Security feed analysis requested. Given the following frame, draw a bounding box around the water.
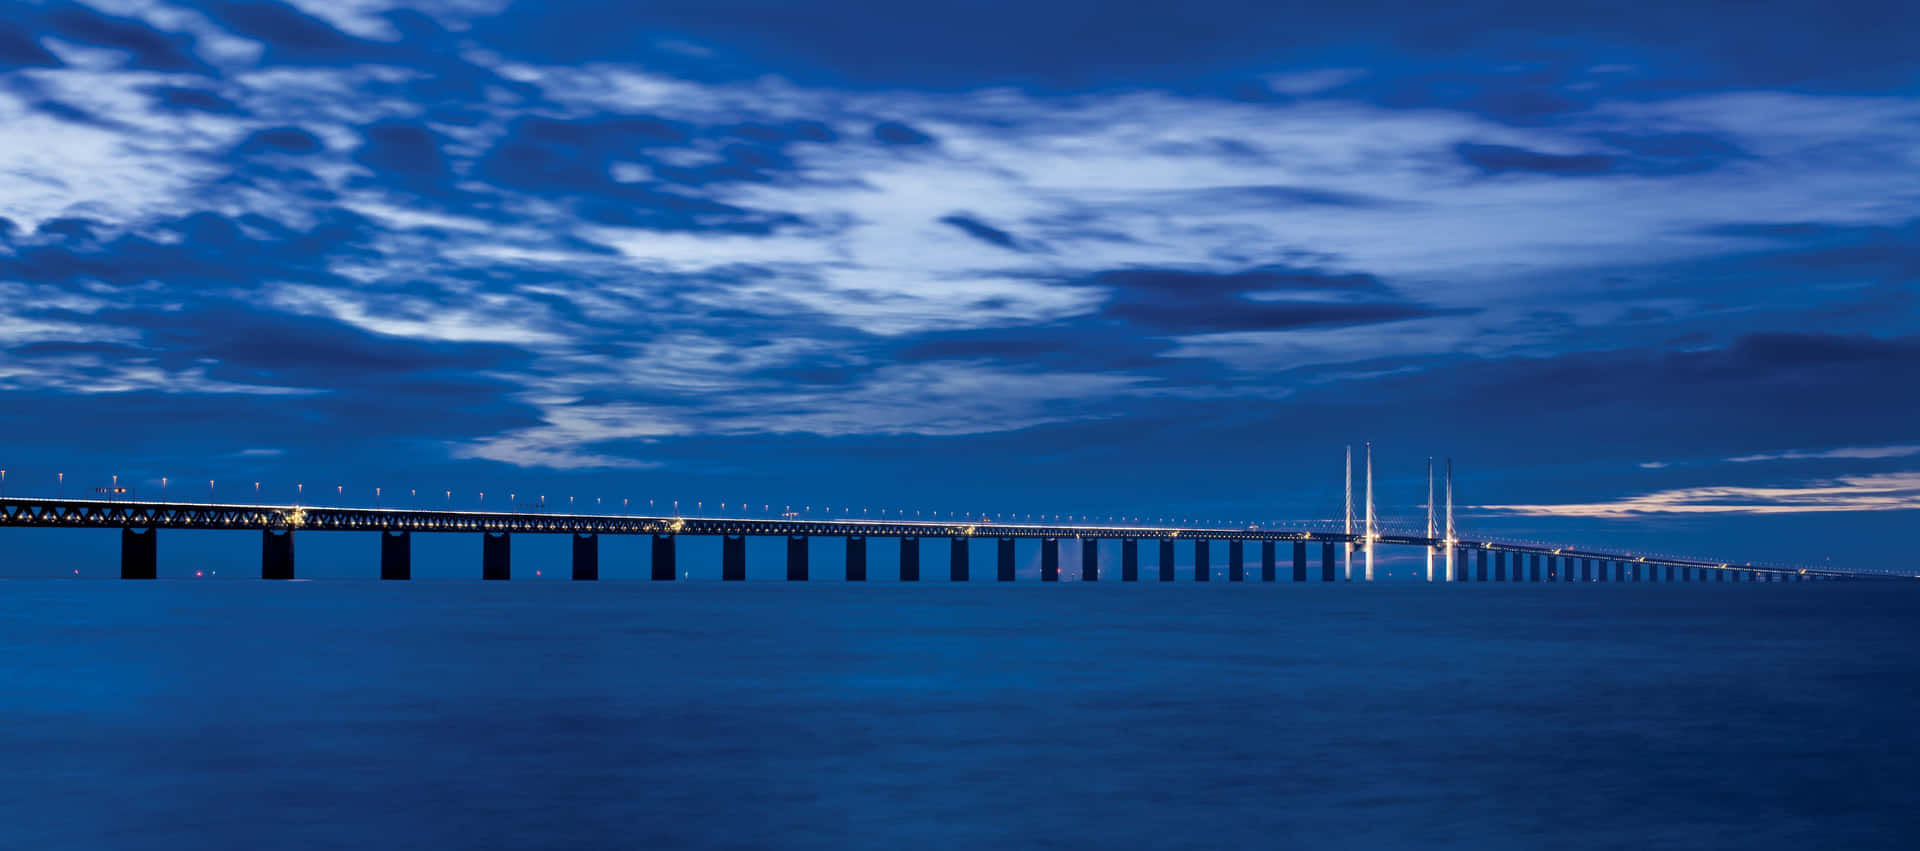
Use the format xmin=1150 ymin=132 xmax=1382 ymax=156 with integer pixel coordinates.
xmin=2 ymin=581 xmax=1915 ymax=849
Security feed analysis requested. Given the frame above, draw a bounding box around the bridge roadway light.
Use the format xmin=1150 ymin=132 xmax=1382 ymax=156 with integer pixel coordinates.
xmin=58 ymin=472 xmax=64 ymax=497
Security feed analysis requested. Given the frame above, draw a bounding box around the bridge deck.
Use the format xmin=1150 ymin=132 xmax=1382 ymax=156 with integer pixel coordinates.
xmin=0 ymin=497 xmax=1868 ymax=578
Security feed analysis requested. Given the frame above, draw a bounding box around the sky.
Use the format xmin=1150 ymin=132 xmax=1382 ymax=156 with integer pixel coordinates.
xmin=0 ymin=0 xmax=1916 ymax=577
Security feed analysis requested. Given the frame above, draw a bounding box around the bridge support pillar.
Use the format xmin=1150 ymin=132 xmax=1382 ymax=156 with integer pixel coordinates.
xmin=1546 ymin=555 xmax=1557 ymax=582
xmin=997 ymin=538 xmax=1015 ymax=581
xmin=1159 ymin=539 xmax=1175 ymax=582
xmin=1194 ymin=540 xmax=1210 ymax=582
xmin=1579 ymin=558 xmax=1592 ymax=582
xmin=483 ymin=532 xmax=510 ymax=580
xmin=572 ymin=534 xmax=599 ymax=581
xmin=1229 ymin=540 xmax=1244 ymax=582
xmin=1529 ymin=553 xmax=1541 ymax=582
xmin=722 ymin=535 xmax=746 ymax=581
xmin=1262 ymin=541 xmax=1276 ymax=582
xmin=1476 ymin=549 xmax=1488 ymax=581
xmin=846 ymin=536 xmax=867 ymax=582
xmin=787 ymin=536 xmax=809 ymax=581
xmin=900 ymin=537 xmax=920 ymax=581
xmin=651 ymin=534 xmax=676 ymax=581
xmin=1321 ymin=542 xmax=1336 ymax=581
xmin=262 ymin=529 xmax=295 ymax=580
xmin=1666 ymin=564 xmax=1676 ymax=582
xmin=1041 ymin=538 xmax=1060 ymax=582
xmin=1122 ymin=538 xmax=1139 ymax=582
xmin=951 ymin=537 xmax=969 ymax=582
xmin=1082 ymin=538 xmax=1098 ymax=581
xmin=1293 ymin=541 xmax=1307 ymax=582
xmin=381 ymin=531 xmax=411 ymax=580
xmin=1494 ymin=550 xmax=1507 ymax=582
xmin=120 ymin=527 xmax=157 ymax=579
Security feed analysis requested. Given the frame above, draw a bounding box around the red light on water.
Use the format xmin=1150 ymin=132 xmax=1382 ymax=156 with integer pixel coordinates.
xmin=194 ymin=570 xmax=203 ymax=577
xmin=536 ymin=570 xmax=542 ymax=577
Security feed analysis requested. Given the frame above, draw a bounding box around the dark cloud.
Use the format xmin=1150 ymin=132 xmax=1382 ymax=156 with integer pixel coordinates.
xmin=872 ymin=121 xmax=934 ymax=145
xmin=40 ymin=1 xmax=210 ymax=73
xmin=355 ymin=121 xmax=452 ymax=183
xmin=0 ymin=210 xmax=372 ymax=291
xmin=201 ymin=0 xmax=368 ymax=62
xmin=1457 ymin=132 xmax=1746 ymax=178
xmin=1457 ymin=142 xmax=1616 ymax=177
xmin=238 ymin=126 xmax=325 ymax=156
xmin=0 ymin=20 xmax=59 ymax=69
xmin=1086 ymin=266 xmax=1440 ymax=334
xmin=939 ymin=214 xmax=1023 ymax=251
xmin=469 ymin=114 xmax=812 ymax=232
xmin=143 ymin=85 xmax=243 ymax=115
xmin=124 ymin=305 xmax=533 ymax=383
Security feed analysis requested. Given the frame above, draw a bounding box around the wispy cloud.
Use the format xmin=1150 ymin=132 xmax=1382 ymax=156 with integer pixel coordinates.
xmin=1727 ymin=444 xmax=1920 ymax=463
xmin=1481 ymin=473 xmax=1920 ymax=517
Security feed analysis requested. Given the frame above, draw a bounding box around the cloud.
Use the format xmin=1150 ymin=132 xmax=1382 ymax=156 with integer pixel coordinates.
xmin=1481 ymin=473 xmax=1920 ymax=517
xmin=939 ymin=214 xmax=1024 ymax=251
xmin=1457 ymin=142 xmax=1617 ymax=177
xmin=1728 ymin=444 xmax=1920 ymax=463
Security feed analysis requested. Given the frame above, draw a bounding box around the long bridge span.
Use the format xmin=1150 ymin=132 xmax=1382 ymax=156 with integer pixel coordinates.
xmin=0 ymin=496 xmax=1880 ymax=583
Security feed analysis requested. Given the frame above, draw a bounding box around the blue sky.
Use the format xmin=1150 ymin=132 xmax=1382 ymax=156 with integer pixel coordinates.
xmin=1 ymin=0 xmax=1916 ymax=575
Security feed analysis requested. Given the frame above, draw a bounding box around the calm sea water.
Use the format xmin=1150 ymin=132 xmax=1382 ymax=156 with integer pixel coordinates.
xmin=2 ymin=581 xmax=1915 ymax=850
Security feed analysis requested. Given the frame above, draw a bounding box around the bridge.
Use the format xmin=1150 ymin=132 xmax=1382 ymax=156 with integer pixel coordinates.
xmin=0 ymin=498 xmax=1873 ymax=583
xmin=0 ymin=447 xmax=1889 ymax=582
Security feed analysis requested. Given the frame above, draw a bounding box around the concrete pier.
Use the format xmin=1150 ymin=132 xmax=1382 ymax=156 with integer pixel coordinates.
xmin=900 ymin=537 xmax=920 ymax=582
xmin=847 ymin=536 xmax=867 ymax=582
xmin=1122 ymin=538 xmax=1139 ymax=582
xmin=1546 ymin=555 xmax=1558 ymax=582
xmin=1229 ymin=540 xmax=1245 ymax=582
xmin=1194 ymin=539 xmax=1210 ymax=582
xmin=1041 ymin=537 xmax=1060 ymax=582
xmin=1494 ymin=550 xmax=1507 ymax=582
xmin=1081 ymin=538 xmax=1098 ymax=582
xmin=483 ymin=532 xmax=510 ymax=581
xmin=1529 ymin=553 xmax=1541 ymax=582
xmin=1262 ymin=540 xmax=1276 ymax=582
xmin=1293 ymin=541 xmax=1308 ymax=582
xmin=1159 ymin=539 xmax=1175 ymax=582
xmin=651 ymin=534 xmax=676 ymax=580
xmin=722 ymin=535 xmax=746 ymax=581
xmin=952 ymin=537 xmax=969 ymax=582
xmin=1322 ymin=542 xmax=1336 ymax=581
xmin=572 ymin=533 xmax=598 ymax=581
xmin=787 ymin=535 xmax=809 ymax=581
xmin=120 ymin=527 xmax=157 ymax=579
xmin=997 ymin=537 xmax=1015 ymax=582
xmin=262 ymin=529 xmax=294 ymax=580
xmin=1476 ymin=549 xmax=1488 ymax=581
xmin=380 ymin=531 xmax=410 ymax=580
